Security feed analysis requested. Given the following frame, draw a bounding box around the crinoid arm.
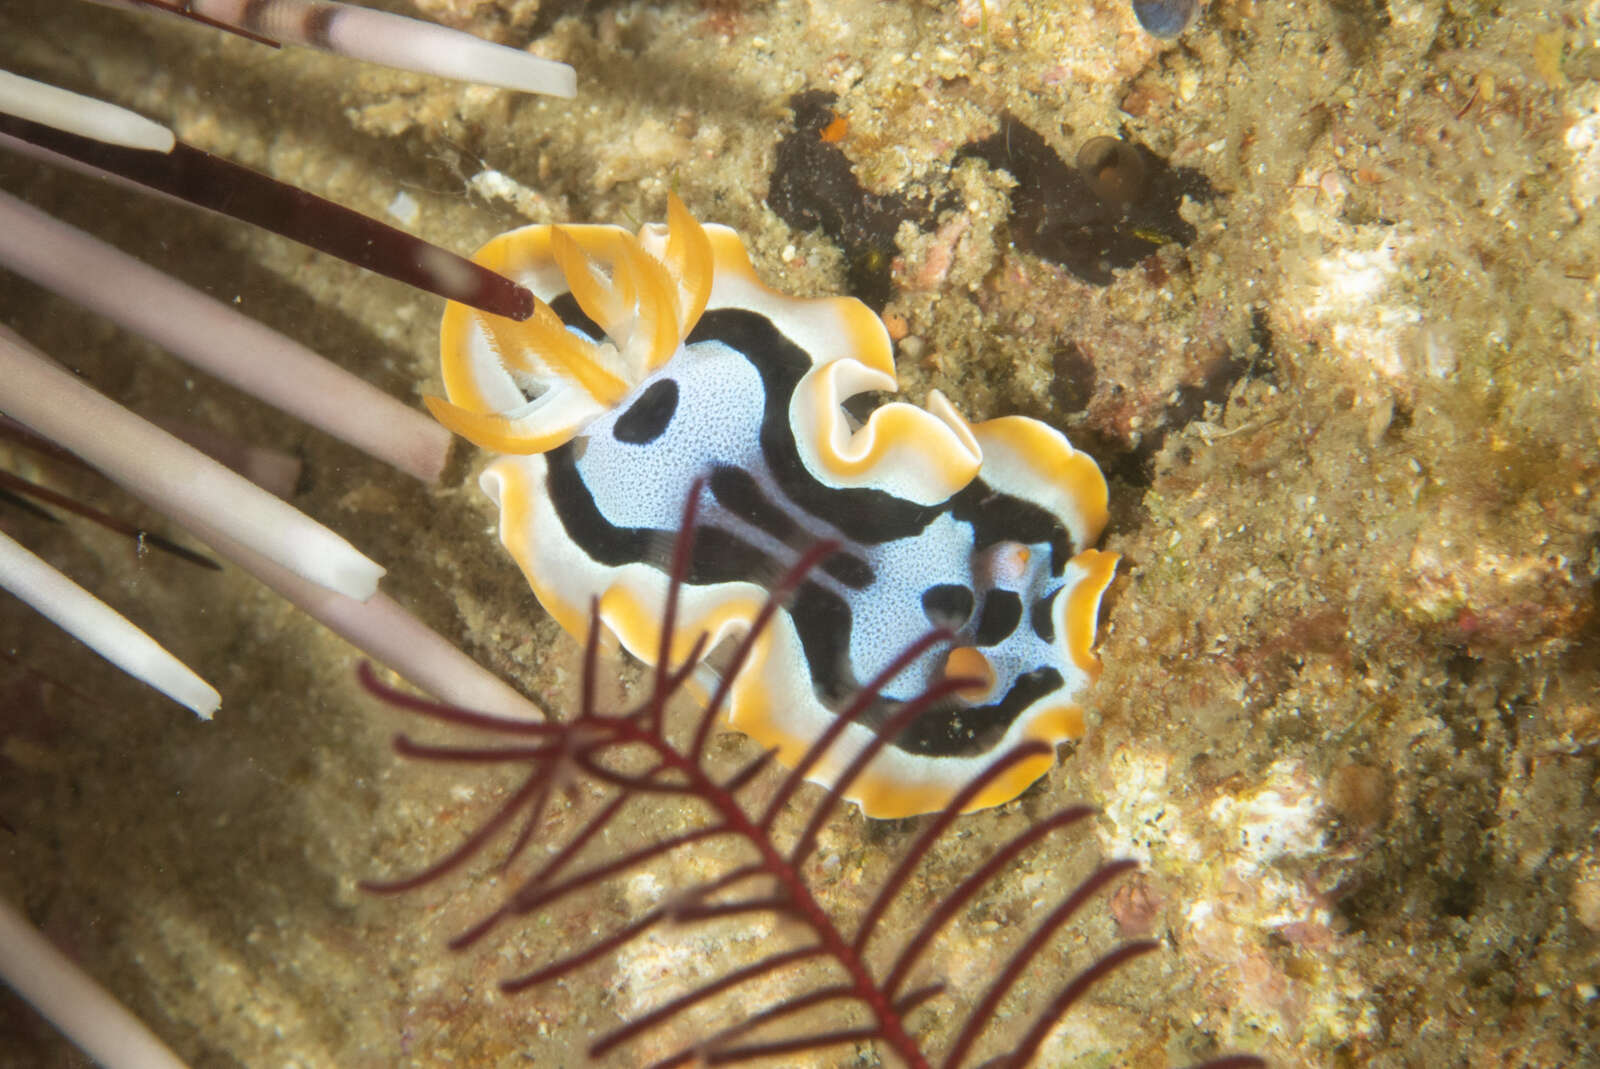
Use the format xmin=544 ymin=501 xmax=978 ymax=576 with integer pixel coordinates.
xmin=361 ymin=484 xmax=1262 ymax=1069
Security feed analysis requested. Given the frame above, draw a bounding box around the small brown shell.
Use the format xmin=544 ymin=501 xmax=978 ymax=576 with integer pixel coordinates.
xmin=1075 ymin=136 xmax=1148 ymax=205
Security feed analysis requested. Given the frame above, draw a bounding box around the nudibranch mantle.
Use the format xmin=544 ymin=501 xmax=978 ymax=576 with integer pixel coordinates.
xmin=431 ymin=197 xmax=1117 ymax=818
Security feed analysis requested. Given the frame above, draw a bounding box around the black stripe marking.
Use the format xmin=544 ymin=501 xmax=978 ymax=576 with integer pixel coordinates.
xmin=895 ymin=668 xmax=1064 ymax=756
xmin=538 ymin=300 xmax=1077 ymax=757
xmin=710 ymin=466 xmax=873 ymax=589
xmin=787 ymin=582 xmax=858 ymax=705
xmin=819 ymin=551 xmax=873 ymax=589
xmin=687 ymin=525 xmax=778 ymax=586
xmin=950 ymin=480 xmax=1072 ymax=574
xmin=687 ymin=309 xmax=941 ymax=545
xmin=1030 ymin=587 xmax=1059 ymax=643
xmin=545 ymin=442 xmax=653 ymax=567
xmin=710 ymin=465 xmax=799 ymax=540
xmin=974 ymin=590 xmax=1023 ymax=647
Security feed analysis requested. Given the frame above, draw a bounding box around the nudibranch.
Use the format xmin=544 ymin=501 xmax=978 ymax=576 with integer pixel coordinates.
xmin=429 ymin=197 xmax=1117 ymax=819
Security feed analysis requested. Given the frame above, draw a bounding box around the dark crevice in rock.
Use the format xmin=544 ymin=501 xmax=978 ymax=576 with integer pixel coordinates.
xmin=958 ymin=114 xmax=1216 ymax=286
xmin=767 ymin=90 xmax=932 ymax=310
xmin=769 ymin=99 xmax=1220 ymax=307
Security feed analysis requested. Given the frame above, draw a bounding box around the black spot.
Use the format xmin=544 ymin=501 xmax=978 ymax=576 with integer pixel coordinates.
xmin=1031 ymin=588 xmax=1059 ymax=643
xmin=613 ymin=379 xmax=679 ymax=444
xmin=922 ymin=584 xmax=975 ymax=629
xmin=974 ymin=591 xmax=1023 ymax=647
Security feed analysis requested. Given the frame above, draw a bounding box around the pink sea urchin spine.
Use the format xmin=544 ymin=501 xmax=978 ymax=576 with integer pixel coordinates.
xmin=177 ymin=513 xmax=545 ymax=722
xmin=0 ymin=329 xmax=385 ymax=600
xmin=0 ymin=190 xmax=453 ymax=483
xmin=0 ymin=70 xmax=175 ymax=152
xmin=0 ymin=529 xmax=220 ymax=717
xmin=93 ymin=0 xmax=578 ymax=99
xmin=0 ymin=896 xmax=189 ymax=1069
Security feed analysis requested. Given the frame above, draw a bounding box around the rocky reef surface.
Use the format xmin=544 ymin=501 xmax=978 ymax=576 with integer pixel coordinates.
xmin=1 ymin=0 xmax=1596 ymax=1065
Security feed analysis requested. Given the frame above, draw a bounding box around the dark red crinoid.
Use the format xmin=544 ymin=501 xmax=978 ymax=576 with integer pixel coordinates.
xmin=359 ymin=485 xmax=1262 ymax=1069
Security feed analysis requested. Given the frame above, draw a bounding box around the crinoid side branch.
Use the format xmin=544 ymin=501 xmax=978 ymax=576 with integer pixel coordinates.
xmin=361 ymin=486 xmax=1262 ymax=1068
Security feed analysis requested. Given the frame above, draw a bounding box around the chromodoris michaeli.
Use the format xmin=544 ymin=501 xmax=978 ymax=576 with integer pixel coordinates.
xmin=429 ymin=196 xmax=1117 ymax=818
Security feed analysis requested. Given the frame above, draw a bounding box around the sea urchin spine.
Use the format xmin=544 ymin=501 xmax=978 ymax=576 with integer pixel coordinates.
xmin=89 ymin=0 xmax=578 ymax=99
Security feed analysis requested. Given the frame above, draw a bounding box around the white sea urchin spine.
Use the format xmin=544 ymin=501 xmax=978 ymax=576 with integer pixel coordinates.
xmin=0 ymin=530 xmax=221 ymax=717
xmin=0 ymin=895 xmax=189 ymax=1069
xmin=0 ymin=190 xmax=454 ymax=484
xmin=0 ymin=70 xmax=175 ymax=153
xmin=88 ymin=0 xmax=578 ymax=99
xmin=0 ymin=330 xmax=386 ymax=601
